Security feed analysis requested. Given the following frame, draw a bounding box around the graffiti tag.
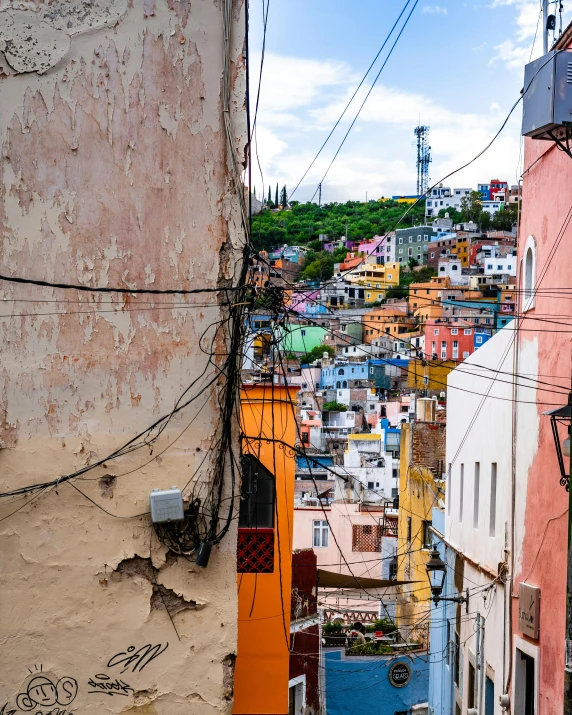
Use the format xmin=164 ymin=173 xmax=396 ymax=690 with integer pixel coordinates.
xmin=87 ymin=674 xmax=133 ymax=697
xmin=107 ymin=643 xmax=169 ymax=674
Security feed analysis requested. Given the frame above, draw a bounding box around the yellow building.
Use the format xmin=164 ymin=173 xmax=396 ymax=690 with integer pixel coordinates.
xmin=407 ymin=358 xmax=456 ymax=391
xmin=346 ymin=261 xmax=400 ymax=303
xmin=396 ymin=419 xmax=446 ymax=645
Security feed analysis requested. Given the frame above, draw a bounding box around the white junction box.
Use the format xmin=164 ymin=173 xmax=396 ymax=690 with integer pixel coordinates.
xmin=150 ymin=487 xmax=185 ymax=523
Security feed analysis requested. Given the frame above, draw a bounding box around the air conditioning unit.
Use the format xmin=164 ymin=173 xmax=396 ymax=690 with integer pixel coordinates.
xmin=522 ymin=50 xmax=572 ymax=140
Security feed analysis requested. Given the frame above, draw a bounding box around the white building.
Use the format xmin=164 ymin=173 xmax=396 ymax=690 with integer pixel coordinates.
xmin=331 ymin=433 xmax=399 ymax=503
xmin=437 ymin=258 xmax=469 ymax=285
xmin=442 ymin=325 xmax=532 ymax=714
xmin=425 ymin=186 xmax=472 ymax=218
xmin=483 ymin=255 xmax=517 ymax=277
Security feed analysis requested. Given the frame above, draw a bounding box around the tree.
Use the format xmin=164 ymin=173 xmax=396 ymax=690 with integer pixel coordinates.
xmin=437 ymin=207 xmax=462 ymax=224
xmin=267 ymin=186 xmax=272 ymax=205
xmin=275 ymin=183 xmax=279 ymax=208
xmin=491 ymin=207 xmax=516 ymax=231
xmin=322 ymin=401 xmax=348 ymax=412
xmin=300 ymin=343 xmax=335 ymax=365
xmin=478 ymin=210 xmax=491 ymax=231
xmin=280 ymin=185 xmax=288 ymax=209
xmin=408 ymin=257 xmax=419 ymax=270
xmin=460 ymin=190 xmax=483 ymax=223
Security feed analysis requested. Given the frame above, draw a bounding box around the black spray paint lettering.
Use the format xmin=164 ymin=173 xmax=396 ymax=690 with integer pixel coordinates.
xmin=87 ymin=674 xmax=133 ymax=697
xmin=0 ymin=704 xmax=16 ymax=715
xmin=16 ymin=676 xmax=78 ymax=711
xmin=107 ymin=643 xmax=169 ymax=674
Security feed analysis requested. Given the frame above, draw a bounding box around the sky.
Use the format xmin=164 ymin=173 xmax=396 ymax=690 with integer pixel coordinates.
xmin=248 ymin=0 xmax=571 ymax=204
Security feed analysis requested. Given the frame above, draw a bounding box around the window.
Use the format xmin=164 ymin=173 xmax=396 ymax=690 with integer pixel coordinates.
xmin=451 ymin=328 xmax=458 ymax=335
xmin=424 ymin=234 xmax=428 ymax=241
xmin=300 ymin=329 xmax=306 ymax=337
xmin=406 ymin=517 xmax=412 ymax=543
xmin=313 ymin=520 xmax=329 ymax=548
xmin=476 ymin=336 xmax=483 ymax=344
xmin=523 ymin=235 xmax=536 ymax=311
xmin=474 ymin=462 xmax=480 ymax=528
xmin=464 ymin=329 xmax=472 ymax=335
xmin=352 ymin=524 xmax=382 ymax=552
xmin=434 ymin=329 xmax=439 ymax=335
xmin=422 ymin=520 xmax=432 ymax=549
xmin=490 ymin=463 xmax=497 ymax=537
xmin=430 ymin=252 xmax=435 ymax=259
xmin=463 ymin=351 xmax=470 ymax=358
xmin=408 ymin=247 xmax=413 ymax=257
xmin=409 ymin=236 xmax=413 ymax=243
xmin=239 ymin=455 xmax=275 ymax=529
xmin=417 ymin=235 xmax=421 ymax=241
xmin=487 ymin=264 xmax=493 ymax=270
xmin=238 ymin=455 xmax=276 ymax=573
xmin=454 ymin=631 xmax=460 ymax=687
xmin=399 ymin=237 xmax=403 ymax=244
xmin=453 ymin=340 xmax=458 ymax=349
xmin=468 ymin=662 xmax=476 ymax=709
xmin=459 ymin=464 xmax=464 ymax=522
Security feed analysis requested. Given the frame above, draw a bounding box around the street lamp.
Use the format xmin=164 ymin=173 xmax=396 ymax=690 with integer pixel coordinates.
xmin=543 ymin=396 xmax=572 ymax=709
xmin=425 ymin=546 xmax=469 ymax=610
xmin=543 ymin=403 xmax=571 ymax=491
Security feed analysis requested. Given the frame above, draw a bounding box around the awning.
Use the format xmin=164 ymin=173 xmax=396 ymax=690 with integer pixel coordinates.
xmin=317 ymin=569 xmax=417 ymax=590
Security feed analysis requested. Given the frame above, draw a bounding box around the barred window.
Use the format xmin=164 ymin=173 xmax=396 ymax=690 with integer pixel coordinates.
xmin=352 ymin=524 xmax=382 ymax=552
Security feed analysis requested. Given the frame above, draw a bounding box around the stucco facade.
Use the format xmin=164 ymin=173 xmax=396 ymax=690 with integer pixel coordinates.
xmin=511 ymin=31 xmax=572 ymax=712
xmin=0 ymin=2 xmax=245 ymax=713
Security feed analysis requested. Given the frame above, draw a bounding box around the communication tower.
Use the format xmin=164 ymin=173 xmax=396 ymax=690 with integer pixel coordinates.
xmin=414 ymin=125 xmax=431 ymax=198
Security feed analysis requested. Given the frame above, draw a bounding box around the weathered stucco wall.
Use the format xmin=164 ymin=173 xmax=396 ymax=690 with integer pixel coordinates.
xmin=0 ymin=1 xmax=245 ymax=712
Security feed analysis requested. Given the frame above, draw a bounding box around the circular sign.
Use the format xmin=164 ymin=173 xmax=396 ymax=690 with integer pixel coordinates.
xmin=389 ymin=662 xmax=411 ymax=688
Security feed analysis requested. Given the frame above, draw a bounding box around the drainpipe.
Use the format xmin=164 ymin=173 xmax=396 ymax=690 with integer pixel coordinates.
xmin=478 ymin=617 xmax=485 ymax=715
xmin=474 ymin=613 xmax=480 ymax=710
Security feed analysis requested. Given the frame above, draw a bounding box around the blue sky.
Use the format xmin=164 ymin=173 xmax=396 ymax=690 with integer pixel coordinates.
xmin=248 ymin=0 xmax=571 ymax=203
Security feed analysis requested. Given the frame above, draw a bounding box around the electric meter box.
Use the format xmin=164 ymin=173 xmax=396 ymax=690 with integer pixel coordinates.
xmin=522 ymin=50 xmax=572 ymax=139
xmin=149 ymin=487 xmax=184 ymax=524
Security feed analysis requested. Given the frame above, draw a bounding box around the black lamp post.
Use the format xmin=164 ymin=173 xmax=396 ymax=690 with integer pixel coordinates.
xmin=543 ymin=396 xmax=572 ymax=709
xmin=543 ymin=403 xmax=571 ymax=491
xmin=425 ymin=545 xmax=469 ymax=610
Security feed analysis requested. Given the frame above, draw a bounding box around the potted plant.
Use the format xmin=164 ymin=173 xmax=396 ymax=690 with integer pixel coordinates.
xmin=322 ymin=621 xmax=345 ymax=646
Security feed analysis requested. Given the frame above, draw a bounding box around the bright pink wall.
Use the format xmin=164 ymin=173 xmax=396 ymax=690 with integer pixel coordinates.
xmin=513 ymin=120 xmax=572 ymax=710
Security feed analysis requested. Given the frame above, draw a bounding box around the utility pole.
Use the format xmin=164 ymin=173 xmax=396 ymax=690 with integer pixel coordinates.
xmin=543 ymin=0 xmax=549 ymax=54
xmin=318 ymin=182 xmax=322 ymax=209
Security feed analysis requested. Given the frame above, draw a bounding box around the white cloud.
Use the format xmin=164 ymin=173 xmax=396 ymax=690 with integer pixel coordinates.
xmin=490 ymin=0 xmax=572 ymax=69
xmin=422 ymin=5 xmax=448 ymax=15
xmin=250 ymin=53 xmax=523 ymax=203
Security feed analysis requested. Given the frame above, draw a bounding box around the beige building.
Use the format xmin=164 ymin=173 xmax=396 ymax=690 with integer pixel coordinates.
xmin=0 ymin=2 xmax=245 ymax=713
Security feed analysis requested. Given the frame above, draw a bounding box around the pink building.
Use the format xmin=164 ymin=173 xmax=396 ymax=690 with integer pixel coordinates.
xmin=290 ymin=288 xmax=320 ymax=313
xmin=510 ymin=25 xmax=572 ymax=712
xmin=424 ymin=319 xmax=474 ymax=360
xmin=293 ymin=503 xmax=398 ymax=610
xmin=357 ymin=234 xmax=389 ymax=262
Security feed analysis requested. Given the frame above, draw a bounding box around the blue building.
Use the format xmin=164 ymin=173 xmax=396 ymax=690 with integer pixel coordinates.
xmin=379 ymin=417 xmax=401 ymax=459
xmin=478 ymin=183 xmax=490 ymax=201
xmin=320 ymin=362 xmax=369 ymax=389
xmin=324 ymin=649 xmax=429 ymax=714
xmin=428 ymin=506 xmax=460 ymax=715
xmin=474 ymin=331 xmax=492 ymax=350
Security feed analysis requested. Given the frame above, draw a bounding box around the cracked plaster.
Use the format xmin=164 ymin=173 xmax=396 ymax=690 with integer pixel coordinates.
xmin=0 ymin=1 xmax=246 ymax=713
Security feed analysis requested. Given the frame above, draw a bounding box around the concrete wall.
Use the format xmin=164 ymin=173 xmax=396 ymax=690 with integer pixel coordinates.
xmin=0 ymin=1 xmax=245 ymax=713
xmin=445 ymin=327 xmax=518 ymax=713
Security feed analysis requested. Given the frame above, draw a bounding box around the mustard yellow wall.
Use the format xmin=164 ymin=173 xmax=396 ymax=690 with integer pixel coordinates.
xmin=396 ymin=424 xmax=437 ymax=643
xmin=234 ymin=385 xmax=298 ymax=715
xmin=407 ymin=358 xmax=456 ymax=391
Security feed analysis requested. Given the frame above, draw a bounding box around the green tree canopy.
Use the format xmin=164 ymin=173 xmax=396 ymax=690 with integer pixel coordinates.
xmin=460 ymin=191 xmax=483 ymax=223
xmin=300 ymin=343 xmax=335 ymax=365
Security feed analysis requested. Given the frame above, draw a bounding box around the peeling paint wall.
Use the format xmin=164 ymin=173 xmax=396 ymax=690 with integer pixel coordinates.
xmin=0 ymin=1 xmax=245 ymax=712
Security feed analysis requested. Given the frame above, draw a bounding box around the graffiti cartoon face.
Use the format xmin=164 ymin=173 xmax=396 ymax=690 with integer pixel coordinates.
xmin=17 ymin=677 xmax=57 ymax=709
xmin=16 ymin=675 xmax=77 ymax=711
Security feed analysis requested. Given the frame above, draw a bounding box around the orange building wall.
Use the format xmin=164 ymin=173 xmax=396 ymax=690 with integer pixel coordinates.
xmin=234 ymin=385 xmax=298 ymax=715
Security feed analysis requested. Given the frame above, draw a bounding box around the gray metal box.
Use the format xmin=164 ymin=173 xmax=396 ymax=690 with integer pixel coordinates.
xmin=149 ymin=487 xmax=184 ymax=523
xmin=522 ymin=50 xmax=572 ymax=139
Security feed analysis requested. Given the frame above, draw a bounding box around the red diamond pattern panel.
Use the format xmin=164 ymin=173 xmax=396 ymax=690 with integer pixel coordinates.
xmin=237 ymin=527 xmax=275 ymax=573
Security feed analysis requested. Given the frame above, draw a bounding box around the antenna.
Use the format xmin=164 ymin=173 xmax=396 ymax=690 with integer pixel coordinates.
xmin=414 ymin=125 xmax=431 ymax=198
